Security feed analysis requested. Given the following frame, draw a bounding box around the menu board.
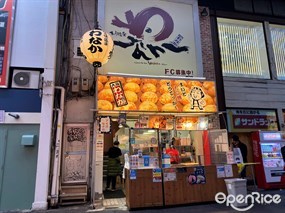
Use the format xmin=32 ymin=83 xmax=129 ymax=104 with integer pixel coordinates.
xmin=99 ymin=116 xmax=111 ymax=134
xmin=97 ymin=75 xmax=217 ymax=113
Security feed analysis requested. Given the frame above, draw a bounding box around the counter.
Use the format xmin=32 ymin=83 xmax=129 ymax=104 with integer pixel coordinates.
xmin=163 ymin=165 xmax=238 ymax=205
xmin=125 ymin=164 xmax=239 ymax=209
xmin=125 ymin=168 xmax=163 ymax=209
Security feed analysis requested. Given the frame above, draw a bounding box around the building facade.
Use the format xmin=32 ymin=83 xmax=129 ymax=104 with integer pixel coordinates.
xmin=0 ymin=0 xmax=58 ymax=211
xmin=199 ymin=0 xmax=285 ymax=165
xmin=57 ymin=0 xmax=220 ymax=208
xmin=2 ymin=0 xmax=285 ymax=211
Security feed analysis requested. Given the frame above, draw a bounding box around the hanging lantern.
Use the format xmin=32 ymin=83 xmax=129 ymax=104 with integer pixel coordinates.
xmin=80 ymin=29 xmax=114 ymax=67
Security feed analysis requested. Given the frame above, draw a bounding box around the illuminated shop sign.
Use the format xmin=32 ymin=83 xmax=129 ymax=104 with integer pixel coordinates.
xmin=227 ymin=109 xmax=278 ymax=132
xmin=0 ymin=0 xmax=15 ymax=88
xmin=262 ymin=133 xmax=281 ymax=141
xmin=97 ymin=75 xmax=217 ymax=113
xmin=102 ymin=0 xmax=201 ymax=77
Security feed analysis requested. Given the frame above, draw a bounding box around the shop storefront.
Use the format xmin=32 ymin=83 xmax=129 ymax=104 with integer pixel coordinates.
xmin=226 ymin=108 xmax=279 ymax=172
xmin=82 ymin=0 xmax=240 ymax=209
xmin=95 ymin=74 xmax=239 ymax=209
xmin=226 ymin=108 xmax=284 ymax=189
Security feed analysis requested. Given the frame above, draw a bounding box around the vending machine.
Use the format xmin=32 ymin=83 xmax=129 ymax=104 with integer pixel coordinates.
xmin=252 ymin=131 xmax=285 ymax=189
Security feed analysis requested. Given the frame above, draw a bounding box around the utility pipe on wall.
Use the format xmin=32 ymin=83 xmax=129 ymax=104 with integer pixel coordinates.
xmin=50 ymin=86 xmax=65 ymax=207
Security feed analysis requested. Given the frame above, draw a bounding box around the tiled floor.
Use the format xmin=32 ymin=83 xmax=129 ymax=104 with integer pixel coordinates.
xmin=102 ymin=180 xmax=126 ymax=209
xmin=103 ymin=198 xmax=126 ymax=209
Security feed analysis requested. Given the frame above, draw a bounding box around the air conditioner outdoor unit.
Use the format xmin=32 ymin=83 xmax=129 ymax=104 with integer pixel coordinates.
xmin=11 ymin=69 xmax=41 ymax=89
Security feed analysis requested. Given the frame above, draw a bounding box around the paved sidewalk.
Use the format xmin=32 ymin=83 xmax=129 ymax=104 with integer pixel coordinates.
xmin=1 ymin=188 xmax=285 ymax=213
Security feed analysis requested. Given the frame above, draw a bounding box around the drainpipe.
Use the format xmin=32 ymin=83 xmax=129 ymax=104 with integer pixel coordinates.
xmin=50 ymin=86 xmax=65 ymax=207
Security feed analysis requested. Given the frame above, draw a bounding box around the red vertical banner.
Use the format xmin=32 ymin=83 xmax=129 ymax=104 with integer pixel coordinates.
xmin=203 ymin=130 xmax=211 ymax=166
xmin=0 ymin=0 xmax=15 ymax=88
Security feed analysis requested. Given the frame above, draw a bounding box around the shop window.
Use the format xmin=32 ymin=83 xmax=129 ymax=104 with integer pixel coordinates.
xmin=270 ymin=24 xmax=285 ymax=80
xmin=217 ymin=18 xmax=270 ymax=79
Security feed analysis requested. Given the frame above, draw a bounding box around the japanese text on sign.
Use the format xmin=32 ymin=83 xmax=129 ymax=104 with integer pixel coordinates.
xmin=109 ymin=81 xmax=128 ymax=107
xmin=99 ymin=116 xmax=111 ymax=133
xmin=88 ymin=30 xmax=103 ymax=54
xmin=103 ymin=0 xmax=199 ymax=77
xmin=233 ymin=115 xmax=276 ymax=129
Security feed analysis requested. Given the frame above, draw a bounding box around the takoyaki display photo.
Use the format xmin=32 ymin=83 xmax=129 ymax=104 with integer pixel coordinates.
xmin=97 ymin=75 xmax=217 ymax=113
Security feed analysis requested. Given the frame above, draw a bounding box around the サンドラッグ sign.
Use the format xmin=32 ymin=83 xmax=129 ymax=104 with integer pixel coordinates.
xmin=227 ymin=109 xmax=278 ymax=132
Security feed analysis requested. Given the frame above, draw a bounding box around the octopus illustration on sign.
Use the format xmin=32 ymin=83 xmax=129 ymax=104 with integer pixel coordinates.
xmin=111 ymin=7 xmax=189 ymax=61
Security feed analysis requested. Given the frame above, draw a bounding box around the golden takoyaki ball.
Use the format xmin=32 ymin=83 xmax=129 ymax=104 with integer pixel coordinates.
xmin=207 ymin=86 xmax=216 ymax=97
xmin=124 ymin=82 xmax=140 ymax=93
xmin=109 ymin=76 xmax=126 ymax=84
xmin=97 ymin=81 xmax=103 ymax=92
xmin=124 ymin=90 xmax=138 ymax=103
xmin=114 ymin=102 xmax=137 ymax=111
xmin=127 ymin=102 xmax=137 ymax=110
xmin=173 ymin=80 xmax=187 ymax=87
xmin=98 ymin=75 xmax=108 ymax=83
xmin=203 ymin=81 xmax=215 ymax=90
xmin=161 ymin=103 xmax=177 ymax=112
xmin=98 ymin=89 xmax=114 ymax=102
xmin=159 ymin=93 xmax=173 ymax=105
xmin=141 ymin=92 xmax=158 ymax=103
xmin=187 ymin=81 xmax=203 ymax=88
xmin=142 ymin=83 xmax=157 ymax=93
xmin=126 ymin=77 xmax=141 ymax=84
xmin=204 ymin=105 xmax=217 ymax=112
xmin=175 ymin=84 xmax=190 ymax=93
xmin=139 ymin=101 xmax=158 ymax=111
xmin=114 ymin=104 xmax=127 ymax=111
xmin=182 ymin=104 xmax=194 ymax=112
xmin=114 ymin=105 xmax=123 ymax=110
xmin=98 ymin=100 xmax=113 ymax=110
xmin=149 ymin=116 xmax=160 ymax=128
xmin=103 ymin=81 xmax=112 ymax=89
xmin=179 ymin=94 xmax=191 ymax=105
xmin=204 ymin=94 xmax=215 ymax=105
xmin=159 ymin=84 xmax=171 ymax=94
xmin=142 ymin=78 xmax=158 ymax=85
xmin=159 ymin=79 xmax=172 ymax=86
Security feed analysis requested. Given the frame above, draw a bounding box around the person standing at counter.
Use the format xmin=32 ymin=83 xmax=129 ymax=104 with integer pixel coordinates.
xmin=231 ymin=135 xmax=248 ymax=178
xmin=166 ymin=145 xmax=180 ymax=164
xmin=106 ymin=140 xmax=122 ymax=191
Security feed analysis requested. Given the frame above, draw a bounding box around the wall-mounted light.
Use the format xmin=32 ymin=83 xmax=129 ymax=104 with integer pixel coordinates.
xmin=118 ymin=123 xmax=129 ymax=128
xmin=201 ymin=8 xmax=208 ymax=17
xmin=199 ymin=121 xmax=207 ymax=129
xmin=184 ymin=122 xmax=193 ymax=129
